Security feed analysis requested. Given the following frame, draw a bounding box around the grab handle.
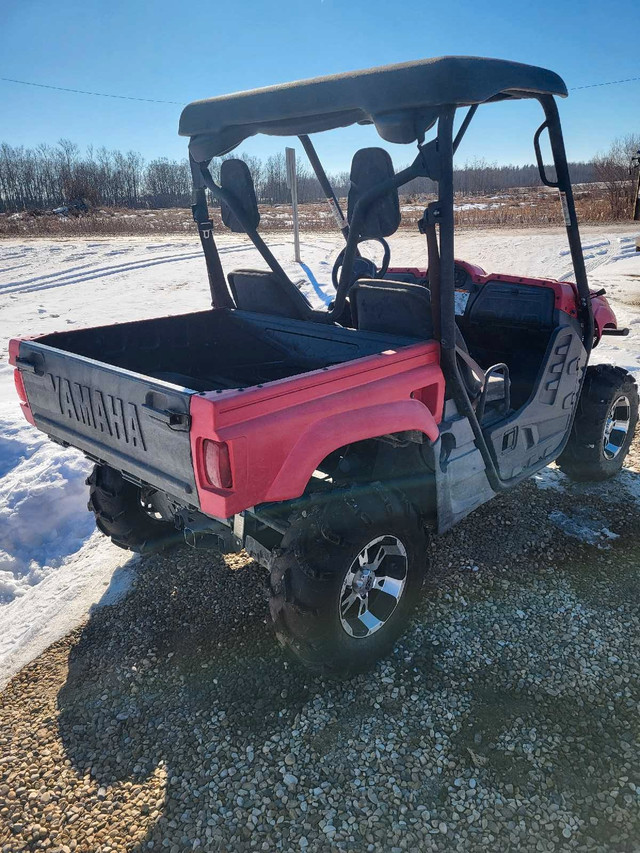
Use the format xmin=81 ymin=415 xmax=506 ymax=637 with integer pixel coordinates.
xmin=534 ymin=122 xmax=559 ymax=189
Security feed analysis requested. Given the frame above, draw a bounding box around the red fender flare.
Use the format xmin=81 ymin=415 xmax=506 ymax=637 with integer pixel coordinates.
xmin=265 ymin=399 xmax=439 ymax=502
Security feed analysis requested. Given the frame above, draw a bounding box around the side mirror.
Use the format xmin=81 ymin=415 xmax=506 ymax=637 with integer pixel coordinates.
xmin=219 ymin=159 xmax=260 ymax=233
xmin=347 ymin=148 xmax=400 ymax=239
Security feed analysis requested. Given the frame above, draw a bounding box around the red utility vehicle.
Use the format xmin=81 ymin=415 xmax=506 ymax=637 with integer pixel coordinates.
xmin=10 ymin=57 xmax=638 ymax=673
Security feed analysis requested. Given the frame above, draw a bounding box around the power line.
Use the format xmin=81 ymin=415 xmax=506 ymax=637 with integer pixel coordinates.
xmin=0 ymin=72 xmax=639 ymax=105
xmin=570 ymin=75 xmax=640 ymax=91
xmin=0 ymin=76 xmax=181 ymax=104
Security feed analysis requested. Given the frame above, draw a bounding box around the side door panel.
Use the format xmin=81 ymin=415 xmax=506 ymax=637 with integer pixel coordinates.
xmin=483 ymin=320 xmax=586 ymax=481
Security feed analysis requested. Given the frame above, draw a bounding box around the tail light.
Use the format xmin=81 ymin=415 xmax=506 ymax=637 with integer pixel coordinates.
xmin=203 ymin=439 xmax=233 ymax=489
xmin=9 ymin=339 xmax=36 ymax=426
xmin=14 ymin=369 xmax=27 ymax=405
xmin=13 ymin=369 xmax=35 ymax=426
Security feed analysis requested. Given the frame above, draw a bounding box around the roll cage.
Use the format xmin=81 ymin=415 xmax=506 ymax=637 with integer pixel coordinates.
xmin=179 ymin=56 xmax=594 ymax=495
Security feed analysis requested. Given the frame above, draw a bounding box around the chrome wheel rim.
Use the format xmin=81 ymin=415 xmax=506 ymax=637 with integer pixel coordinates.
xmin=603 ymin=395 xmax=631 ymax=460
xmin=339 ymin=535 xmax=408 ymax=638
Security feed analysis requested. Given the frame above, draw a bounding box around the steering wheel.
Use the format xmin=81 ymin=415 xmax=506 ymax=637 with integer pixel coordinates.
xmin=331 ymin=237 xmax=391 ymax=291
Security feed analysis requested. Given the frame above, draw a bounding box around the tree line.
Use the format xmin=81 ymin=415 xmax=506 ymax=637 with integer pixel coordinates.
xmin=0 ymin=136 xmax=634 ymax=214
xmin=590 ymin=135 xmax=640 ymax=218
xmin=402 ymin=159 xmax=597 ymax=197
xmin=0 ymin=141 xmax=188 ymax=212
xmin=0 ymin=141 xmax=351 ymax=212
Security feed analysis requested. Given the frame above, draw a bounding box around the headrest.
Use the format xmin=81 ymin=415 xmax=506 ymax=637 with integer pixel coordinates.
xmin=219 ymin=159 xmax=260 ymax=233
xmin=347 ymin=148 xmax=401 ymax=240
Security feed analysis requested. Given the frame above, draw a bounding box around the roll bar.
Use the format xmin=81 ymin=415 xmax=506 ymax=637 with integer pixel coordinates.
xmin=189 ymin=97 xmax=593 ymax=350
xmin=189 ymin=94 xmax=593 ymax=491
xmin=298 ymin=135 xmax=349 ymax=239
xmin=538 ymin=95 xmax=594 ymax=348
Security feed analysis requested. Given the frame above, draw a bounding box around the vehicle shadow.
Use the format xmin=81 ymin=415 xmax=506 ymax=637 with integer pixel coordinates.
xmin=56 ymin=545 xmax=351 ymax=849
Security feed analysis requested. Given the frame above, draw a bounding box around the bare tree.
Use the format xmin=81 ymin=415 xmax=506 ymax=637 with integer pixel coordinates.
xmin=592 ymin=134 xmax=640 ymax=218
xmin=144 ymin=158 xmax=191 ymax=207
xmin=262 ymin=153 xmax=288 ymax=203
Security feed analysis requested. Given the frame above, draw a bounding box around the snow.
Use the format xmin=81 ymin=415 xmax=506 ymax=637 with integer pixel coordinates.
xmin=0 ymin=225 xmax=639 ymax=688
xmin=400 ymin=202 xmax=505 ymax=212
xmin=0 ymin=535 xmax=137 ymax=688
xmin=0 ymin=367 xmax=93 ymax=603
xmin=548 ymin=509 xmax=620 ymax=547
xmin=453 ymin=202 xmax=503 ymax=211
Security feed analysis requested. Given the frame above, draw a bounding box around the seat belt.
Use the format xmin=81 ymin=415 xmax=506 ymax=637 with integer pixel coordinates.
xmin=419 ymin=203 xmax=441 ymax=339
xmin=418 ymin=203 xmax=506 ymax=409
xmin=455 ymin=345 xmax=486 ymax=389
xmin=419 ymin=205 xmax=486 ymax=389
xmin=190 ymin=157 xmax=235 ymax=310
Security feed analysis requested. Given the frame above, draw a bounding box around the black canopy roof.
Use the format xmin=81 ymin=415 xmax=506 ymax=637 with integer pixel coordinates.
xmin=180 ymin=56 xmax=567 ymax=163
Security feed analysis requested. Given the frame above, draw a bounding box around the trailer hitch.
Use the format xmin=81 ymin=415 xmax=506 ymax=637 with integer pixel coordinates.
xmin=175 ymin=507 xmax=241 ymax=552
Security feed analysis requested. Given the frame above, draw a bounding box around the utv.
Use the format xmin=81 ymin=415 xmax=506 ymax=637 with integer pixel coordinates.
xmin=11 ymin=56 xmax=638 ymax=674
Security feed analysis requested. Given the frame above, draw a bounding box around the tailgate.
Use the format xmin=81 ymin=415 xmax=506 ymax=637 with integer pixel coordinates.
xmin=12 ymin=339 xmax=198 ymax=504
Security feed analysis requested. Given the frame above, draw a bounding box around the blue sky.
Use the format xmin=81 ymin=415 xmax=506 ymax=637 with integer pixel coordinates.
xmin=1 ymin=0 xmax=639 ymax=173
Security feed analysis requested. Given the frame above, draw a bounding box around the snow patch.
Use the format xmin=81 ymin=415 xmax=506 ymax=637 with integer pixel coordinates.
xmin=559 ymin=240 xmax=610 ymax=257
xmin=548 ymin=509 xmax=619 ymax=547
xmin=0 ymin=366 xmax=94 ymax=604
xmin=0 ymin=535 xmax=135 ymax=689
xmin=532 ymin=466 xmax=567 ymax=492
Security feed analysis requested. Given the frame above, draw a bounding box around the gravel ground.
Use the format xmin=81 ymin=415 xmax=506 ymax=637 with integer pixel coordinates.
xmin=1 ymin=431 xmax=639 ymax=852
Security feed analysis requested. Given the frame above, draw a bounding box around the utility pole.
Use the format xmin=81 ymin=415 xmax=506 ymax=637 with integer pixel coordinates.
xmin=285 ymin=147 xmax=301 ymax=262
xmin=632 ymin=150 xmax=640 ymax=221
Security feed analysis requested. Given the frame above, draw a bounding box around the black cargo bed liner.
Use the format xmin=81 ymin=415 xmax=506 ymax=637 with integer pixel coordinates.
xmin=37 ymin=308 xmax=413 ymax=392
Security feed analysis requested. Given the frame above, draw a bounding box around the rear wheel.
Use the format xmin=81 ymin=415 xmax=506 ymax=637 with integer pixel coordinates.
xmin=268 ymin=485 xmax=427 ymax=675
xmin=87 ymin=464 xmax=177 ymax=553
xmin=557 ymin=364 xmax=638 ymax=482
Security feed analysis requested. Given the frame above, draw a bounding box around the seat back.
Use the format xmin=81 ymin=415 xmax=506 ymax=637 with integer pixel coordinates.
xmin=347 ymin=148 xmax=401 ymax=239
xmin=219 ymin=159 xmax=260 ymax=233
xmin=350 ymin=279 xmax=434 ymax=339
xmin=351 ymin=279 xmax=497 ymax=406
xmin=228 ymin=269 xmax=311 ymax=319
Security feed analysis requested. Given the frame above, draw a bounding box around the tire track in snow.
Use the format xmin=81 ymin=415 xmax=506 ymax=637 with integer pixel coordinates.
xmin=0 ymin=245 xmax=252 ymax=292
xmin=0 ymin=243 xmax=287 ymax=297
xmin=1 ymin=258 xmax=122 ymax=289
xmin=558 ymin=238 xmax=616 ymax=281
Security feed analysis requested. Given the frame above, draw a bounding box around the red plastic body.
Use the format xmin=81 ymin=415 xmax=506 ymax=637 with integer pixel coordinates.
xmin=590 ymin=293 xmax=617 ymax=342
xmin=391 ymin=261 xmax=582 ymax=318
xmin=437 ymin=260 xmax=614 ymax=342
xmin=8 ymin=338 xmax=35 ymax=425
xmin=190 ymin=341 xmax=443 ymax=518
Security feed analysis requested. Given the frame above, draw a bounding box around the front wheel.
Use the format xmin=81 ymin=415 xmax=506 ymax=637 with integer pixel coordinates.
xmin=557 ymin=364 xmax=638 ymax=482
xmin=268 ymin=485 xmax=427 ymax=675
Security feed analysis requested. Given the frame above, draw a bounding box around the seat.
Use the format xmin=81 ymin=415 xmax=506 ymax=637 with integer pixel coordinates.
xmin=351 ymin=279 xmax=510 ymax=416
xmin=350 ymin=279 xmax=434 ymax=338
xmin=228 ymin=269 xmax=311 ymax=319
